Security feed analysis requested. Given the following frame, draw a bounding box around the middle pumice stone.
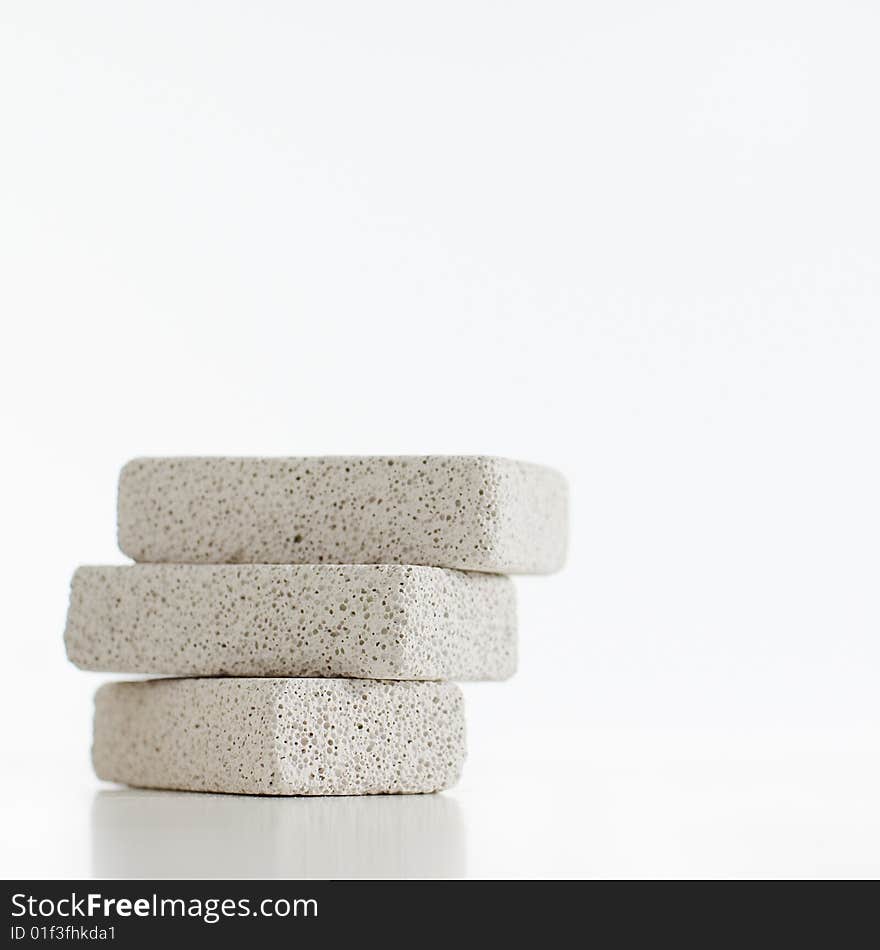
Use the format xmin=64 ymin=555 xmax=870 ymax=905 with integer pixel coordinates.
xmin=64 ymin=564 xmax=516 ymax=681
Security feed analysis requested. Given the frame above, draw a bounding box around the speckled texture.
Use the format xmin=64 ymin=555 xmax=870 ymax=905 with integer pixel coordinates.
xmin=93 ymin=678 xmax=465 ymax=796
xmin=117 ymin=456 xmax=568 ymax=574
xmin=65 ymin=564 xmax=516 ymax=680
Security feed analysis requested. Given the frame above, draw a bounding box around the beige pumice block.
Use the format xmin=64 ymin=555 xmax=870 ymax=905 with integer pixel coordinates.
xmin=65 ymin=564 xmax=516 ymax=681
xmin=93 ymin=678 xmax=465 ymax=796
xmin=117 ymin=456 xmax=568 ymax=574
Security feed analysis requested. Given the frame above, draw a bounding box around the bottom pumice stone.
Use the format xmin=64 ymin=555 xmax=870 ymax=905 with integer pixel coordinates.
xmin=92 ymin=678 xmax=466 ymax=796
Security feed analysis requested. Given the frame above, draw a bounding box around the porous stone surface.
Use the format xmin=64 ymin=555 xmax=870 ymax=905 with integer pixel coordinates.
xmin=65 ymin=564 xmax=516 ymax=680
xmin=93 ymin=678 xmax=465 ymax=796
xmin=117 ymin=456 xmax=568 ymax=574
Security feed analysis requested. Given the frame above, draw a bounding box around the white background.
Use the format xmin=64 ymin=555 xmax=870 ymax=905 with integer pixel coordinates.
xmin=1 ymin=1 xmax=878 ymax=879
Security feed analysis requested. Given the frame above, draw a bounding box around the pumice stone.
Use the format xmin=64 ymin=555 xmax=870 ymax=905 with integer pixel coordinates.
xmin=64 ymin=563 xmax=516 ymax=680
xmin=92 ymin=678 xmax=466 ymax=796
xmin=117 ymin=456 xmax=568 ymax=574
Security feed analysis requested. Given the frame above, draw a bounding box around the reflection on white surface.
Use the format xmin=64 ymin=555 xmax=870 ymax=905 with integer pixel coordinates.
xmin=92 ymin=789 xmax=465 ymax=879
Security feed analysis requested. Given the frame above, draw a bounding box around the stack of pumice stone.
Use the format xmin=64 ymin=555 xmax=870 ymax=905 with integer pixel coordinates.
xmin=64 ymin=457 xmax=568 ymax=796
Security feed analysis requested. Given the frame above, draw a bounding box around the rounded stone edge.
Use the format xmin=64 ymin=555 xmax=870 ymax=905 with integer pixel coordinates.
xmin=92 ymin=678 xmax=467 ymax=796
xmin=116 ymin=456 xmax=569 ymax=573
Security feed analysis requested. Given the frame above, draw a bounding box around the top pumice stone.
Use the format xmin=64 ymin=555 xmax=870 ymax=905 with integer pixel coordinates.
xmin=117 ymin=456 xmax=568 ymax=574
